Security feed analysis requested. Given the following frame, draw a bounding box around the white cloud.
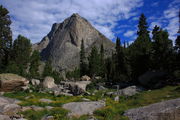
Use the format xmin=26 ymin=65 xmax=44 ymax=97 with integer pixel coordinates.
xmin=124 ymin=30 xmax=136 ymax=37
xmin=150 ymin=22 xmax=162 ymax=29
xmin=0 ymin=0 xmax=143 ymax=43
xmin=149 ymin=0 xmax=179 ymax=42
xmin=163 ymin=1 xmax=179 ymax=41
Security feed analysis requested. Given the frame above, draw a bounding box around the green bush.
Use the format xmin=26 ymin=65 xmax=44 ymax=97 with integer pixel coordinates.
xmin=66 ymin=68 xmax=80 ymax=80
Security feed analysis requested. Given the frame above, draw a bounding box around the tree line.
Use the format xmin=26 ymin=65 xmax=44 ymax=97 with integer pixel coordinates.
xmin=79 ymin=14 xmax=180 ymax=85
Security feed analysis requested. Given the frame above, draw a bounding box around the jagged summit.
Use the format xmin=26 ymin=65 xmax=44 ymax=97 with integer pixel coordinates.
xmin=71 ymin=13 xmax=81 ymax=17
xmin=33 ymin=13 xmax=114 ymax=72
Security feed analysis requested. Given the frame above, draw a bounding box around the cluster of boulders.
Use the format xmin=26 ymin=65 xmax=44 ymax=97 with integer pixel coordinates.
xmin=34 ymin=76 xmax=92 ymax=96
xmin=0 ymin=73 xmax=92 ymax=97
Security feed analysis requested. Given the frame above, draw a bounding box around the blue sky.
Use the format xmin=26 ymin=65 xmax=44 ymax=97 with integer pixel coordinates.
xmin=0 ymin=0 xmax=179 ymax=44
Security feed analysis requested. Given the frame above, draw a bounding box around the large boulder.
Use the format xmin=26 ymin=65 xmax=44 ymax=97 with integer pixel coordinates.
xmin=62 ymin=101 xmax=105 ymax=116
xmin=64 ymin=81 xmax=91 ymax=95
xmin=30 ymin=79 xmax=40 ymax=86
xmin=0 ymin=96 xmax=21 ymax=117
xmin=0 ymin=115 xmax=11 ymax=120
xmin=106 ymin=86 xmax=143 ymax=97
xmin=0 ymin=104 xmax=21 ymax=116
xmin=81 ymin=75 xmax=91 ymax=81
xmin=116 ymin=86 xmax=143 ymax=96
xmin=0 ymin=73 xmax=29 ymax=92
xmin=138 ymin=71 xmax=167 ymax=88
xmin=42 ymin=77 xmax=57 ymax=89
xmin=124 ymin=98 xmax=180 ymax=120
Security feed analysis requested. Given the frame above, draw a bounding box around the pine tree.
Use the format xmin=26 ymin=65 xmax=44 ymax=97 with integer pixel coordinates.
xmin=43 ymin=61 xmax=53 ymax=77
xmin=88 ymin=46 xmax=100 ymax=77
xmin=175 ymin=36 xmax=180 ymax=70
xmin=80 ymin=39 xmax=87 ymax=76
xmin=152 ymin=25 xmax=173 ymax=71
xmin=137 ymin=14 xmax=150 ymax=37
xmin=114 ymin=37 xmax=129 ymax=82
xmin=8 ymin=35 xmax=31 ymax=76
xmin=43 ymin=61 xmax=62 ymax=83
xmin=129 ymin=13 xmax=152 ymax=80
xmin=0 ymin=5 xmax=12 ymax=72
xmin=99 ymin=44 xmax=105 ymax=77
xmin=29 ymin=50 xmax=40 ymax=78
xmin=114 ymin=37 xmax=121 ymax=81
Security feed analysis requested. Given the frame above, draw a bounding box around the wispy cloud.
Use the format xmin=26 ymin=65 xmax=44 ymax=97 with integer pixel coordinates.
xmin=124 ymin=30 xmax=136 ymax=37
xmin=1 ymin=0 xmax=143 ymax=43
xmin=148 ymin=0 xmax=179 ymax=42
xmin=0 ymin=0 xmax=143 ymax=42
xmin=150 ymin=22 xmax=162 ymax=29
xmin=164 ymin=4 xmax=179 ymax=41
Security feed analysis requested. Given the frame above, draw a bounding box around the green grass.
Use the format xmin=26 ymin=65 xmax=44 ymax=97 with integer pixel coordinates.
xmin=3 ymin=85 xmax=180 ymax=120
xmin=93 ymin=85 xmax=180 ymax=120
xmin=4 ymin=92 xmax=83 ymax=107
xmin=21 ymin=107 xmax=68 ymax=120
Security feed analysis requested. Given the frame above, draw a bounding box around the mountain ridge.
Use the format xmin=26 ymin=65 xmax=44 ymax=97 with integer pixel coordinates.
xmin=33 ymin=13 xmax=115 ymax=72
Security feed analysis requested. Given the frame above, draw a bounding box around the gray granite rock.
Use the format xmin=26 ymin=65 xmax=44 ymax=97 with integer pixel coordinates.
xmin=63 ymin=101 xmax=105 ymax=116
xmin=0 ymin=115 xmax=11 ymax=120
xmin=36 ymin=13 xmax=114 ymax=72
xmin=124 ymin=98 xmax=180 ymax=120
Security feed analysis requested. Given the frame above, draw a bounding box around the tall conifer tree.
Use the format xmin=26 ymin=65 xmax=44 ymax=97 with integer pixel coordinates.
xmin=29 ymin=50 xmax=41 ymax=78
xmin=80 ymin=39 xmax=87 ymax=76
xmin=152 ymin=25 xmax=173 ymax=71
xmin=88 ymin=46 xmax=100 ymax=77
xmin=0 ymin=5 xmax=12 ymax=72
xmin=129 ymin=13 xmax=152 ymax=80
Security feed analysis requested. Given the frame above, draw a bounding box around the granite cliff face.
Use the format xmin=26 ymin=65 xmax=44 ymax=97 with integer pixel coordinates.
xmin=33 ymin=13 xmax=114 ymax=72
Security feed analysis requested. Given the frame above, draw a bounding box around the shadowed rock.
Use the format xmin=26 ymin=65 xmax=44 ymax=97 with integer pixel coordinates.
xmin=124 ymin=98 xmax=180 ymax=120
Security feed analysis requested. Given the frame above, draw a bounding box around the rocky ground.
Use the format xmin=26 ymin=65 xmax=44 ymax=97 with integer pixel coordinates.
xmin=0 ymin=73 xmax=180 ymax=120
xmin=124 ymin=98 xmax=180 ymax=120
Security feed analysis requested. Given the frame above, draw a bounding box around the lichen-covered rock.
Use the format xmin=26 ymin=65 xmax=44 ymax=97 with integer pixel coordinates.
xmin=43 ymin=77 xmax=57 ymax=89
xmin=64 ymin=81 xmax=91 ymax=95
xmin=124 ymin=98 xmax=180 ymax=120
xmin=0 ymin=115 xmax=11 ymax=120
xmin=114 ymin=86 xmax=143 ymax=96
xmin=63 ymin=101 xmax=105 ymax=116
xmin=0 ymin=96 xmax=21 ymax=117
xmin=0 ymin=104 xmax=21 ymax=116
xmin=41 ymin=116 xmax=54 ymax=120
xmin=81 ymin=75 xmax=91 ymax=81
xmin=39 ymin=98 xmax=52 ymax=103
xmin=0 ymin=73 xmax=29 ymax=92
xmin=30 ymin=79 xmax=40 ymax=86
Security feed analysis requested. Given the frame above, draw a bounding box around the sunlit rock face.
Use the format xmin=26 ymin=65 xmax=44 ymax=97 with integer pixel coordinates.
xmin=33 ymin=13 xmax=114 ymax=72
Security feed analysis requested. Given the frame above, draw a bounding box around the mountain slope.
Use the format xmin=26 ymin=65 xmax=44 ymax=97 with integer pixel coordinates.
xmin=33 ymin=13 xmax=114 ymax=72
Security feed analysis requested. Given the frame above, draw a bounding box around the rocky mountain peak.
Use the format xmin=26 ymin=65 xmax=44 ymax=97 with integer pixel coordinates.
xmin=33 ymin=13 xmax=115 ymax=72
xmin=71 ymin=13 xmax=81 ymax=17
